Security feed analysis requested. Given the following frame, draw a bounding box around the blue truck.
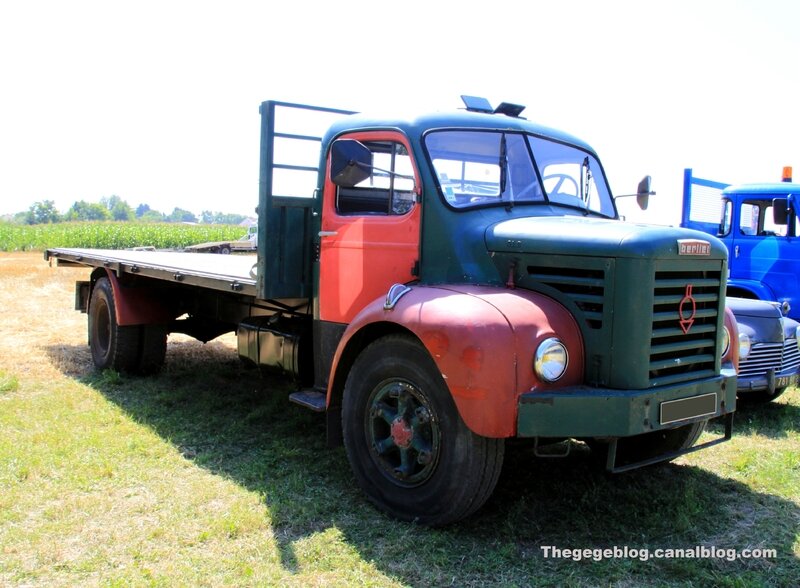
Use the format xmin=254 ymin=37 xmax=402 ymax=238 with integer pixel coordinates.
xmin=681 ymin=167 xmax=800 ymax=320
xmin=682 ymin=168 xmax=800 ymax=400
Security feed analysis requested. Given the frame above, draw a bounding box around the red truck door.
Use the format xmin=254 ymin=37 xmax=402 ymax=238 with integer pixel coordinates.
xmin=319 ymin=131 xmax=421 ymax=324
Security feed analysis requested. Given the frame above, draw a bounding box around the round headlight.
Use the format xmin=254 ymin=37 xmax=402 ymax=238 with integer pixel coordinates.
xmin=721 ymin=326 xmax=731 ymax=358
xmin=534 ymin=337 xmax=569 ymax=382
xmin=738 ymin=332 xmax=752 ymax=360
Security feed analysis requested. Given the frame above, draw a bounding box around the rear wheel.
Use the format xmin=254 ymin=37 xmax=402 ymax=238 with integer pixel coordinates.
xmin=88 ymin=277 xmax=167 ymax=374
xmin=342 ymin=335 xmax=504 ymax=526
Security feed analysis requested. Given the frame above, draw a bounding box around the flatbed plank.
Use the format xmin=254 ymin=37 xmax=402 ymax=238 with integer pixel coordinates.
xmin=46 ymin=248 xmax=258 ymax=295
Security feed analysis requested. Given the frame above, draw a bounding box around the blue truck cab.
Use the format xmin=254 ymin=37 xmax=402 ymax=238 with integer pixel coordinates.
xmin=682 ymin=167 xmax=800 ymax=322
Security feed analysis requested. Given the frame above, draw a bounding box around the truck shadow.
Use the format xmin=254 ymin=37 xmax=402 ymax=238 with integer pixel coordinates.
xmin=47 ymin=341 xmax=800 ymax=585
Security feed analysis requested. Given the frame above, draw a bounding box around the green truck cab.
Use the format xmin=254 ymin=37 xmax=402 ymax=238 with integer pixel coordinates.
xmin=48 ymin=98 xmax=737 ymax=525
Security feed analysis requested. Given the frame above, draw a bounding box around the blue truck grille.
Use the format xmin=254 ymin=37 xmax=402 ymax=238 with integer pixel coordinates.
xmin=649 ymin=269 xmax=722 ymax=387
xmin=740 ymin=338 xmax=800 ymax=378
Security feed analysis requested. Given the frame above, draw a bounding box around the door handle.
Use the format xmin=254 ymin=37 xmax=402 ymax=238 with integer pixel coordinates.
xmin=318 ymin=231 xmax=338 ymax=237
xmin=735 ymin=245 xmax=740 ymax=258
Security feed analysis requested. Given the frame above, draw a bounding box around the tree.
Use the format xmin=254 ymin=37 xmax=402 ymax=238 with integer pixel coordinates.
xmin=199 ymin=210 xmax=247 ymax=225
xmin=99 ymin=195 xmax=133 ymax=221
xmin=65 ymin=200 xmax=111 ymax=221
xmin=25 ymin=200 xmax=61 ymax=224
xmin=139 ymin=209 xmax=165 ymax=222
xmin=135 ymin=203 xmax=151 ymax=218
xmin=166 ymin=207 xmax=197 ymax=223
xmin=110 ymin=200 xmax=133 ymax=221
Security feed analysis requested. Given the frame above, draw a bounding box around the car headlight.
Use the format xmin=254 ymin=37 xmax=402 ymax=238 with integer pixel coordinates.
xmin=721 ymin=326 xmax=731 ymax=358
xmin=534 ymin=337 xmax=568 ymax=382
xmin=796 ymin=326 xmax=800 ymax=351
xmin=738 ymin=332 xmax=752 ymax=359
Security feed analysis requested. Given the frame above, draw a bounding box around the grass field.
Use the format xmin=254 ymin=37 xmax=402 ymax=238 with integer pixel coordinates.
xmin=0 ymin=251 xmax=798 ymax=587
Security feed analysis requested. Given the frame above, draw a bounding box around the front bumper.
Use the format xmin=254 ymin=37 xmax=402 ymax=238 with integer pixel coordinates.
xmin=517 ymin=370 xmax=737 ymax=438
xmin=737 ymin=369 xmax=799 ymax=395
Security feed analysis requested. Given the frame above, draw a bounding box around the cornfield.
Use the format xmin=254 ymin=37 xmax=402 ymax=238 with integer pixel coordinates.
xmin=0 ymin=222 xmax=245 ymax=252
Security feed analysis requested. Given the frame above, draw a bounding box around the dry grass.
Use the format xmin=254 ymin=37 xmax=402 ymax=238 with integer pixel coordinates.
xmin=1 ymin=251 xmax=798 ymax=587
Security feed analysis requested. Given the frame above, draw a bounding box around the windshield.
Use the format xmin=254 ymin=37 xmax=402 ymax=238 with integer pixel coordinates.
xmin=425 ymin=130 xmax=615 ymax=217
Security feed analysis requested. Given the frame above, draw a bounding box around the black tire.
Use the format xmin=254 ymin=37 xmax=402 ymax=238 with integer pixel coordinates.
xmin=138 ymin=324 xmax=167 ymax=375
xmin=592 ymin=420 xmax=707 ymax=469
xmin=342 ymin=335 xmax=504 ymax=526
xmin=219 ymin=246 xmax=231 ymax=255
xmin=88 ymin=277 xmax=166 ymax=375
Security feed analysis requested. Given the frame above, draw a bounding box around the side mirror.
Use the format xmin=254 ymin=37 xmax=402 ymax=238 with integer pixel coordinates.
xmin=772 ymin=198 xmax=789 ymax=225
xmin=330 ymin=139 xmax=372 ymax=187
xmin=636 ymin=175 xmax=652 ymax=210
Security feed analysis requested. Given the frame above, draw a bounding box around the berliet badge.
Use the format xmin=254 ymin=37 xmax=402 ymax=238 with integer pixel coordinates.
xmin=679 ymin=284 xmax=696 ymax=334
xmin=677 ymin=239 xmax=711 ymax=256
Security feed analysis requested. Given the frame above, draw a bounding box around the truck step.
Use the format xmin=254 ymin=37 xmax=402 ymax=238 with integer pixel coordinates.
xmin=289 ymin=389 xmax=326 ymax=412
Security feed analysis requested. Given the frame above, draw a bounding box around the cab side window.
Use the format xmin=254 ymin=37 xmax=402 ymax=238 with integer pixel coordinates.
xmin=739 ymin=202 xmax=759 ymax=235
xmin=739 ymin=200 xmax=788 ymax=236
xmin=336 ymin=141 xmax=416 ymax=215
xmin=718 ymin=199 xmax=732 ymax=236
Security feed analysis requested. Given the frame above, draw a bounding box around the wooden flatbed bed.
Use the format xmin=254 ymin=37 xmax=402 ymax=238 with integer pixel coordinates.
xmin=45 ymin=248 xmax=259 ymax=298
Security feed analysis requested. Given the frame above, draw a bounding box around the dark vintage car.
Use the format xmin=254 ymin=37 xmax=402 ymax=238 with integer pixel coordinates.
xmin=727 ymin=297 xmax=800 ymax=402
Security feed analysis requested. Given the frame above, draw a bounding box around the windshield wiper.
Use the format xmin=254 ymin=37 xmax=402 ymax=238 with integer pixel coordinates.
xmin=499 ymin=133 xmax=512 ymax=209
xmin=582 ymin=156 xmax=592 ymax=206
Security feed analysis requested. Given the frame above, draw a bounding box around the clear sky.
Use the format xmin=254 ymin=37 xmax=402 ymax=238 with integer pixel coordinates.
xmin=1 ymin=0 xmax=798 ymax=225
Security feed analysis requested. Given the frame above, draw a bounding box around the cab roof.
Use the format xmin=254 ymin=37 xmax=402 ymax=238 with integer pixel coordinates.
xmin=722 ymin=182 xmax=800 ymax=196
xmin=322 ymin=108 xmax=598 ymax=155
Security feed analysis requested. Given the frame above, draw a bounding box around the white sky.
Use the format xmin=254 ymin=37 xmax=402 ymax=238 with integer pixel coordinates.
xmin=1 ymin=0 xmax=798 ymax=225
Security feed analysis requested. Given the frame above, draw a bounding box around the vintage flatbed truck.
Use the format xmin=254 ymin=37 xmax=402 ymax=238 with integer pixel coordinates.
xmin=46 ymin=98 xmax=738 ymax=525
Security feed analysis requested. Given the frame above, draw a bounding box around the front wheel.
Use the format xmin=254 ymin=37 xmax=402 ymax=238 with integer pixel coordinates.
xmin=342 ymin=335 xmax=504 ymax=526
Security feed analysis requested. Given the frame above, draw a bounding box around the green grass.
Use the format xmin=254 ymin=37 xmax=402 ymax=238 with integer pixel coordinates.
xmin=1 ymin=348 xmax=798 ymax=586
xmin=0 ymin=221 xmax=244 ymax=251
xmin=0 ymin=369 xmax=18 ymax=393
xmin=0 ymin=253 xmax=798 ymax=586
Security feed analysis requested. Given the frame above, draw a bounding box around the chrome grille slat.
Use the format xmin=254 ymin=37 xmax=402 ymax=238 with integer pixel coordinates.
xmin=740 ymin=338 xmax=800 ymax=378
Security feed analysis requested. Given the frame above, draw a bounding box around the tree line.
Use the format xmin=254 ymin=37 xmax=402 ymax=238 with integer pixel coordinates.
xmin=9 ymin=196 xmax=250 ymax=226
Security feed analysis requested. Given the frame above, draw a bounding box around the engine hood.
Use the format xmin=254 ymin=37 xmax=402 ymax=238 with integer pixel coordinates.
xmin=726 ymin=296 xmax=783 ymax=319
xmin=485 ymin=216 xmax=728 ymax=260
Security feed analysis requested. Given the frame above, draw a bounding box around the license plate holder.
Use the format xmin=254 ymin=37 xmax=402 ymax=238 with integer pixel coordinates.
xmin=775 ymin=374 xmax=798 ymax=389
xmin=660 ymin=393 xmax=717 ymax=425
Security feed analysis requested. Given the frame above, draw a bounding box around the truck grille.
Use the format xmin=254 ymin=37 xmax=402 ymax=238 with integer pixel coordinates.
xmin=740 ymin=338 xmax=800 ymax=378
xmin=649 ymin=269 xmax=722 ymax=387
xmin=527 ymin=266 xmax=606 ymax=329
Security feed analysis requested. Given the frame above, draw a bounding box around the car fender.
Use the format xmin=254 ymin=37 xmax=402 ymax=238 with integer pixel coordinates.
xmin=329 ymin=284 xmax=584 ymax=438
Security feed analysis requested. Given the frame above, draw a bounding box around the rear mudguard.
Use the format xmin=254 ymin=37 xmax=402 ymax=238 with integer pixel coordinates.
xmin=328 ymin=284 xmax=583 ymax=438
xmin=95 ymin=268 xmax=176 ymax=326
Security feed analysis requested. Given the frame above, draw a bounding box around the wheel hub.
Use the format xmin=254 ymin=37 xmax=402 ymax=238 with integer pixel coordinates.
xmin=390 ymin=417 xmax=413 ymax=448
xmin=366 ymin=380 xmax=440 ymax=486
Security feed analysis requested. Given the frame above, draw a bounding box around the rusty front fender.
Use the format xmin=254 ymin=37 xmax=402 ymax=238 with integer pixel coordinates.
xmin=328 ymin=285 xmax=584 ymax=438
